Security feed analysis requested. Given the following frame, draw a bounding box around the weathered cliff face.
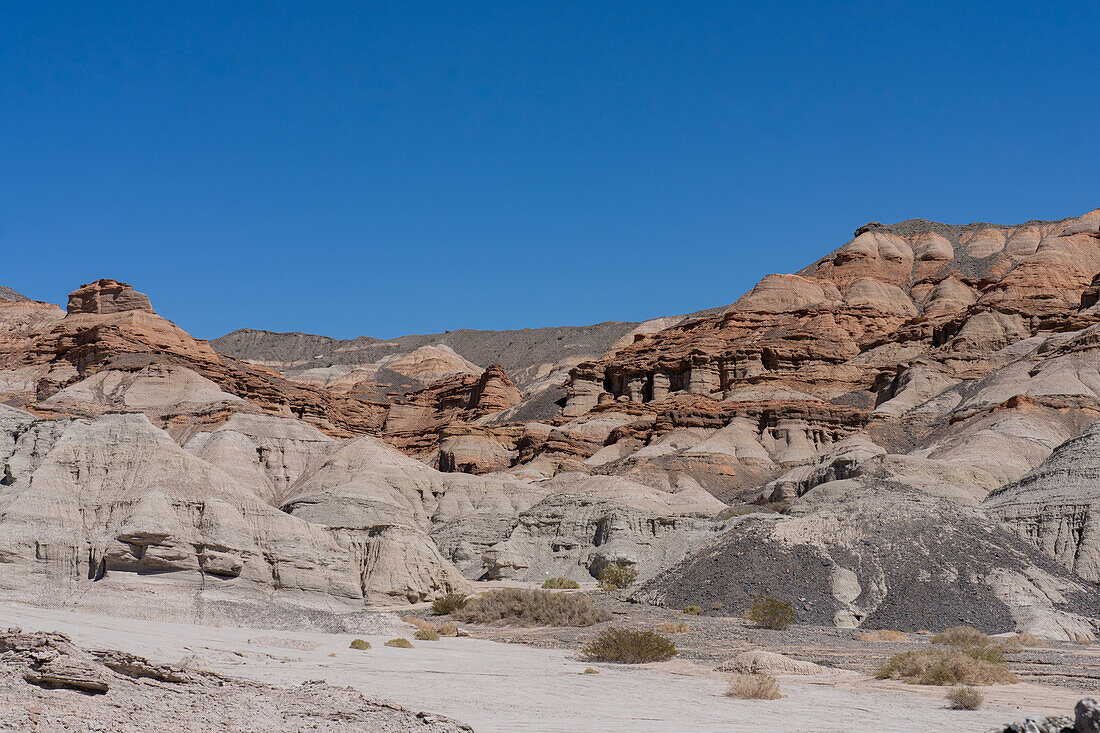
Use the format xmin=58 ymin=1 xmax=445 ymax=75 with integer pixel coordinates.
xmin=4 ymin=206 xmax=1100 ymax=634
xmin=565 ymin=211 xmax=1100 ymax=417
xmin=983 ymin=419 xmax=1100 ymax=583
xmin=0 ymin=279 xmax=390 ymax=437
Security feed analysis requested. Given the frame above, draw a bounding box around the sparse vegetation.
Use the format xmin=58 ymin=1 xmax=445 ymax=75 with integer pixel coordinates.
xmin=431 ymin=592 xmax=469 ymax=616
xmin=542 ymin=577 xmax=581 ymax=589
xmin=401 ymin=615 xmax=435 ymax=632
xmin=657 ymin=622 xmax=691 ymax=634
xmin=455 ymin=588 xmax=611 ymax=627
xmin=414 ymin=628 xmax=440 ymax=641
xmin=717 ymin=505 xmax=764 ymax=520
xmin=931 ymin=626 xmax=989 ymax=647
xmin=858 ymin=629 xmax=907 ymax=642
xmin=682 ymin=605 xmax=703 ymax=615
xmin=384 ymin=638 xmax=414 ymax=649
xmin=876 ymin=649 xmax=1017 ymax=685
xmin=349 ymin=638 xmax=371 ymax=650
xmin=745 ymin=594 xmax=794 ymax=631
xmin=726 ymin=673 xmax=782 ymax=700
xmin=402 ymin=615 xmax=459 ymax=637
xmin=582 ymin=627 xmax=677 ymax=664
xmin=946 ymin=685 xmax=985 ymax=710
xmin=1010 ymin=632 xmax=1043 ymax=648
xmin=597 ymin=563 xmax=638 ymax=591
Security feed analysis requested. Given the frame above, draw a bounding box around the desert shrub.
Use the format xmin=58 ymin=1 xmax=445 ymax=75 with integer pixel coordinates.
xmin=414 ymin=628 xmax=440 ymax=641
xmin=1011 ymin=632 xmax=1043 ymax=648
xmin=598 ymin=563 xmax=638 ymax=590
xmin=876 ymin=650 xmax=1017 ymax=685
xmin=384 ymin=638 xmax=414 ymax=649
xmin=582 ymin=667 xmax=599 ymax=674
xmin=657 ymin=622 xmax=691 ymax=634
xmin=401 ymin=615 xmax=435 ymax=632
xmin=431 ymin=592 xmax=469 ymax=616
xmin=455 ymin=588 xmax=610 ymax=627
xmin=931 ymin=626 xmax=989 ymax=647
xmin=726 ymin=673 xmax=782 ymax=700
xmin=745 ymin=594 xmax=794 ymax=631
xmin=542 ymin=577 xmax=581 ymax=589
xmin=946 ymin=685 xmax=985 ymax=710
xmin=858 ymin=630 xmax=907 ymax=642
xmin=682 ymin=605 xmax=703 ymax=615
xmin=582 ymin=627 xmax=677 ymax=664
xmin=349 ymin=638 xmax=371 ymax=650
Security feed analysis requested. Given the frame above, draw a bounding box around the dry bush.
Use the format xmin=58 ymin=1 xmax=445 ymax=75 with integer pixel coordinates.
xmin=401 ymin=616 xmax=435 ymax=632
xmin=745 ymin=594 xmax=794 ymax=631
xmin=431 ymin=592 xmax=469 ymax=616
xmin=931 ymin=627 xmax=989 ymax=647
xmin=455 ymin=588 xmax=611 ymax=627
xmin=682 ymin=605 xmax=703 ymax=615
xmin=946 ymin=685 xmax=985 ymax=710
xmin=384 ymin=638 xmax=413 ymax=649
xmin=581 ymin=628 xmax=677 ymax=664
xmin=349 ymin=639 xmax=371 ymax=650
xmin=726 ymin=673 xmax=782 ymax=700
xmin=657 ymin=622 xmax=691 ymax=634
xmin=1010 ymin=632 xmax=1043 ymax=648
xmin=401 ymin=615 xmax=458 ymax=637
xmin=542 ymin=577 xmax=580 ymax=589
xmin=858 ymin=630 xmax=907 ymax=642
xmin=414 ymin=628 xmax=440 ymax=641
xmin=598 ymin=564 xmax=638 ymax=591
xmin=876 ymin=650 xmax=1017 ymax=685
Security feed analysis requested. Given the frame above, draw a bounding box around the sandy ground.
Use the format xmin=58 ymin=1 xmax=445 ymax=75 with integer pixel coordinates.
xmin=0 ymin=602 xmax=1091 ymax=733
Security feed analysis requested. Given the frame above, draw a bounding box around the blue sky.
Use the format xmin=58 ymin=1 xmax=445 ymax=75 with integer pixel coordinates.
xmin=3 ymin=1 xmax=1098 ymax=339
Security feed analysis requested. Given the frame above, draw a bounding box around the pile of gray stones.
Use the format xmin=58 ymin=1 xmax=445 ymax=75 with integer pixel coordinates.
xmin=993 ymin=698 xmax=1099 ymax=733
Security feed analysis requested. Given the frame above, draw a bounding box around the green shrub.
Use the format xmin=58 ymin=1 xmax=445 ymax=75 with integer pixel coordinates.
xmin=414 ymin=628 xmax=440 ymax=641
xmin=745 ymin=594 xmax=794 ymax=630
xmin=946 ymin=685 xmax=984 ymax=710
xmin=384 ymin=638 xmax=414 ymax=649
xmin=542 ymin=577 xmax=581 ymax=589
xmin=431 ymin=592 xmax=469 ymax=616
xmin=349 ymin=638 xmax=371 ymax=650
xmin=455 ymin=588 xmax=610 ymax=627
xmin=582 ymin=627 xmax=677 ymax=664
xmin=598 ymin=563 xmax=638 ymax=590
xmin=682 ymin=605 xmax=703 ymax=615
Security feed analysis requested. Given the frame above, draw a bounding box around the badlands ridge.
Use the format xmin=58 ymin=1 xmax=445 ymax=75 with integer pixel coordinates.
xmin=3 ymin=207 xmax=1100 ymax=641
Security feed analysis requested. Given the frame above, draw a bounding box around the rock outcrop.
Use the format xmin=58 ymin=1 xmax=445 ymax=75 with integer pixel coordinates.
xmin=983 ymin=419 xmax=1100 ymax=582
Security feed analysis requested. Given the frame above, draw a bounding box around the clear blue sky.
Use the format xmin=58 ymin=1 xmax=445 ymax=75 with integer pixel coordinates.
xmin=3 ymin=1 xmax=1098 ymax=339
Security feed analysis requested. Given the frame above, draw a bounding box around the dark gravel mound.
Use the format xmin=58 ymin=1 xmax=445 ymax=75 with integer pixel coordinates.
xmin=0 ymin=286 xmax=31 ymax=302
xmin=213 ymin=322 xmax=641 ymax=391
xmin=635 ymin=489 xmax=1100 ymax=633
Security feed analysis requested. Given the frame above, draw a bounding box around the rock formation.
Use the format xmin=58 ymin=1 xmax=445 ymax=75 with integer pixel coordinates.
xmin=3 ymin=206 xmax=1100 ymax=637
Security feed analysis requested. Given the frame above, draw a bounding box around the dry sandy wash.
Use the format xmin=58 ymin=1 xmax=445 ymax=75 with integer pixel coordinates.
xmin=0 ymin=602 xmax=1093 ymax=733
